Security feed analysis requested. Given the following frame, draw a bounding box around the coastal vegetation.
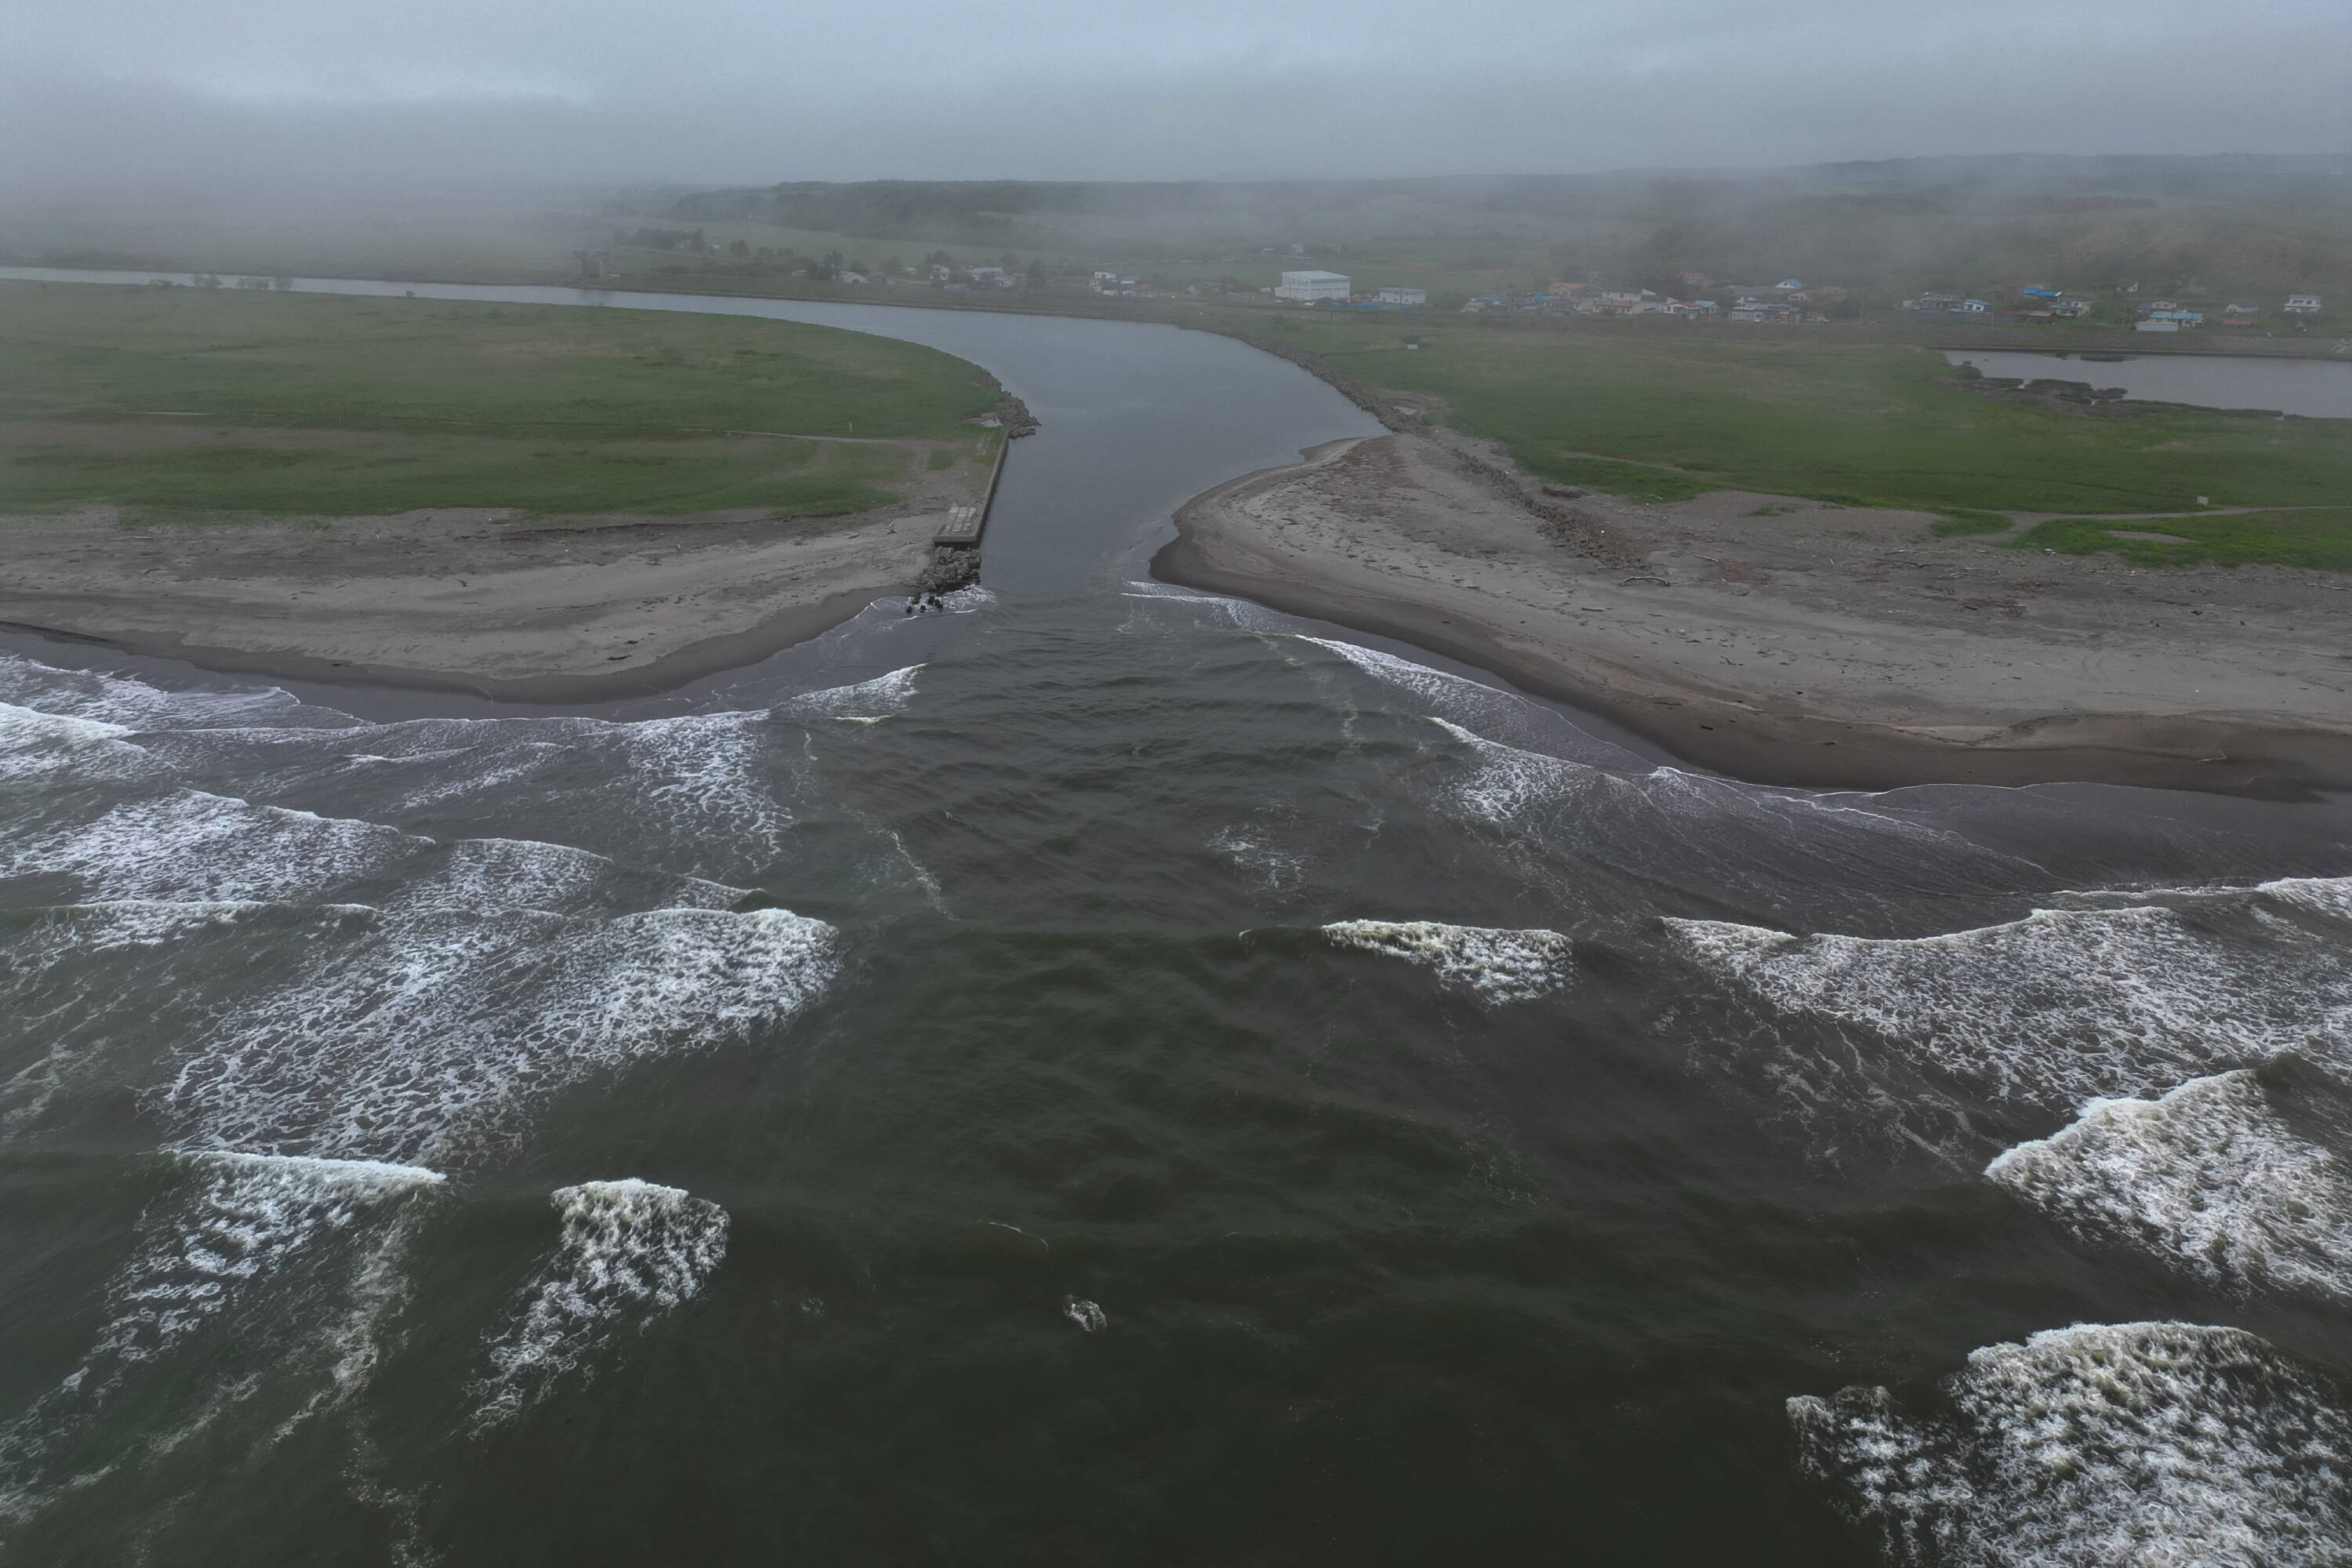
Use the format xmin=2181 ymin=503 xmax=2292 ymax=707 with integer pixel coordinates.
xmin=0 ymin=282 xmax=1004 ymax=518
xmin=1285 ymin=320 xmax=2352 ymax=515
xmin=2015 ymin=506 xmax=2352 ymax=571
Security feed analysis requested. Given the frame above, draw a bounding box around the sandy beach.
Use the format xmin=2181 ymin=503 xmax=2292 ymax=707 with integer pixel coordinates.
xmin=0 ymin=488 xmax=964 ymax=702
xmin=1154 ymin=429 xmax=2352 ymax=795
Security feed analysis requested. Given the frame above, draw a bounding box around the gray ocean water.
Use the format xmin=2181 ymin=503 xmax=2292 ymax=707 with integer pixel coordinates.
xmin=9 ymin=271 xmax=2352 ymax=1564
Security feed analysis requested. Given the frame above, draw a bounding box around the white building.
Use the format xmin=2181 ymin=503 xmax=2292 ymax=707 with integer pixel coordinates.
xmin=1375 ymin=286 xmax=1426 ymax=306
xmin=2286 ymin=293 xmax=2323 ymax=314
xmin=2134 ymin=318 xmax=2180 ymax=333
xmin=1276 ymin=270 xmax=1351 ymax=303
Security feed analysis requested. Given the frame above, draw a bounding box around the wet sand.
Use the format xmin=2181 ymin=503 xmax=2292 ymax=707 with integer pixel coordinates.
xmin=1154 ymin=431 xmax=2352 ymax=797
xmin=0 ymin=499 xmax=949 ymax=702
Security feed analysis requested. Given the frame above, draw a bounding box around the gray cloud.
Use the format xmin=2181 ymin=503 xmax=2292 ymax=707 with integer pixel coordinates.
xmin=3 ymin=0 xmax=2347 ymax=192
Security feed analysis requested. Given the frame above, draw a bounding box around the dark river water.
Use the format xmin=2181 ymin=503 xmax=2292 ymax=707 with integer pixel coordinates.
xmin=10 ymin=270 xmax=2352 ymax=1565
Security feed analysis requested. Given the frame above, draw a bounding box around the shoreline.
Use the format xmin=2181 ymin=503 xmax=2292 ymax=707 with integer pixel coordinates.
xmin=0 ymin=501 xmax=940 ymax=706
xmin=0 ymin=583 xmax=888 ymax=706
xmin=1152 ymin=436 xmax=2352 ymax=799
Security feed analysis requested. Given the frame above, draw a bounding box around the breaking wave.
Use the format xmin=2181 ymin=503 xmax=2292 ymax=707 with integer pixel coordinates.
xmin=1296 ymin=637 xmax=1648 ymax=768
xmin=1790 ymin=1321 xmax=2352 ymax=1566
xmin=1988 ymin=1071 xmax=2352 ymax=1302
xmin=0 ymin=1152 xmax=442 ymax=1526
xmin=1 ymin=788 xmax=428 ymax=905
xmin=0 ymin=653 xmax=332 ymax=731
xmin=1668 ymin=902 xmax=2352 ymax=1116
xmin=148 ymin=903 xmax=838 ymax=1168
xmin=1430 ymin=719 xmax=2033 ymax=913
xmin=779 ymin=664 xmax=923 ymax=719
xmin=89 ymin=1152 xmax=445 ymax=1374
xmin=1323 ymin=918 xmax=1576 ymax=1005
xmin=470 ymin=1179 xmax=728 ymax=1431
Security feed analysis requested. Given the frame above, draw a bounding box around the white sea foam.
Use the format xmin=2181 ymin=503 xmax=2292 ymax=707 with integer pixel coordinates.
xmin=1988 ymin=1072 xmax=2352 ymax=1301
xmin=1668 ymin=906 xmax=2352 ymax=1113
xmin=134 ymin=707 xmax=795 ymax=878
xmin=88 ymin=1152 xmax=444 ymax=1372
xmin=1301 ymin=638 xmax=1646 ymax=767
xmin=0 ymin=702 xmax=158 ymax=784
xmin=1210 ymin=823 xmax=1308 ymax=893
xmin=0 ymin=1152 xmax=442 ymax=1524
xmin=779 ymin=665 xmax=923 ymax=718
xmin=1324 ymin=919 xmax=1576 ymax=1005
xmin=151 ymin=905 xmax=839 ymax=1167
xmin=1431 ymin=720 xmax=2027 ymax=903
xmin=1790 ymin=1321 xmax=2352 ymax=1566
xmin=470 ymin=1179 xmax=728 ymax=1430
xmin=2259 ymin=877 xmax=2352 ymax=924
xmin=0 ymin=788 xmax=429 ymax=904
xmin=0 ymin=902 xmax=289 ymax=1137
xmin=1119 ymin=581 xmax=1293 ymax=633
xmin=383 ymin=836 xmax=739 ymax=919
xmin=0 ymin=653 xmax=325 ymax=731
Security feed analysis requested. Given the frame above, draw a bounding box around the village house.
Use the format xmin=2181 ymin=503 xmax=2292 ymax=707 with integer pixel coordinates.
xmin=1275 ymin=270 xmax=1352 ymax=303
xmin=1375 ymin=286 xmax=1427 ymax=306
xmin=2286 ymin=293 xmax=2323 ymax=314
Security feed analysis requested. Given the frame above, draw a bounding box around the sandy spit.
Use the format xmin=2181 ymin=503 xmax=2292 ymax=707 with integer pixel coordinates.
xmin=1153 ymin=430 xmax=2352 ymax=797
xmin=0 ymin=499 xmax=947 ymax=702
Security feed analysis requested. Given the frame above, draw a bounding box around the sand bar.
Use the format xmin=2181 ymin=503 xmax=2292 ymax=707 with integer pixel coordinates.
xmin=0 ymin=499 xmax=948 ymax=702
xmin=1154 ymin=430 xmax=2352 ymax=797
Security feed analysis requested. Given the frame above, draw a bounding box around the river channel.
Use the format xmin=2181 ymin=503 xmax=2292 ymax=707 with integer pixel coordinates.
xmin=7 ymin=270 xmax=2352 ymax=1564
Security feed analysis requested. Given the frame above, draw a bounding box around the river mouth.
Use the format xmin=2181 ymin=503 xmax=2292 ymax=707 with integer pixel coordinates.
xmin=1945 ymin=348 xmax=2352 ymax=419
xmin=6 ymin=270 xmax=2352 ymax=1563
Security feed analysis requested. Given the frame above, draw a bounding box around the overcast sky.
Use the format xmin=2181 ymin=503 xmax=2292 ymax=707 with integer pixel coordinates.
xmin=4 ymin=0 xmax=2348 ymax=192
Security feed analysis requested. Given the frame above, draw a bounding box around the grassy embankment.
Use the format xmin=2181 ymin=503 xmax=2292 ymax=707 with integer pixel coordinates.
xmin=0 ymin=282 xmax=1006 ymax=521
xmin=1279 ymin=317 xmax=2352 ymax=565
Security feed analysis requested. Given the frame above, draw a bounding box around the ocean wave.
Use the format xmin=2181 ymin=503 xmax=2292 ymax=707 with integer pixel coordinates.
xmin=0 ymin=1152 xmax=442 ymax=1527
xmin=470 ymin=1179 xmax=728 ymax=1431
xmin=1119 ymin=581 xmax=1295 ymax=633
xmin=1323 ymin=918 xmax=1575 ymax=1005
xmin=0 ymin=702 xmax=159 ymax=786
xmin=2 ymin=785 xmax=744 ymax=917
xmin=1790 ymin=1321 xmax=2352 ymax=1566
xmin=1988 ymin=1071 xmax=2352 ymax=1302
xmin=1 ymin=788 xmax=429 ymax=905
xmin=0 ymin=652 xmax=336 ymax=731
xmin=779 ymin=664 xmax=923 ymax=719
xmin=1434 ymin=720 xmax=2032 ymax=910
xmin=89 ymin=1152 xmax=445 ymax=1373
xmin=132 ymin=707 xmax=798 ymax=880
xmin=1668 ymin=904 xmax=2352 ymax=1115
xmin=1298 ymin=637 xmax=1648 ymax=768
xmin=151 ymin=905 xmax=839 ymax=1168
xmin=2259 ymin=877 xmax=2352 ymax=924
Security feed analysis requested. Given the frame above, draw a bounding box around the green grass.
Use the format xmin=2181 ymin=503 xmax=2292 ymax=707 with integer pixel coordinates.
xmin=2013 ymin=508 xmax=2352 ymax=570
xmin=1538 ymin=456 xmax=1712 ymax=504
xmin=1296 ymin=322 xmax=2352 ymax=514
xmin=0 ymin=281 xmax=1000 ymax=517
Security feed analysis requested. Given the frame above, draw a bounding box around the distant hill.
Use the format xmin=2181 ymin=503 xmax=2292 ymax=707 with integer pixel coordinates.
xmin=667 ymin=156 xmax=2352 ymax=299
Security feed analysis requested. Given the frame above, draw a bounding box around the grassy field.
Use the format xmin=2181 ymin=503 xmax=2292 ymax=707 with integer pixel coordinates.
xmin=1285 ymin=318 xmax=2352 ymax=514
xmin=2013 ymin=507 xmax=2352 ymax=570
xmin=0 ymin=281 xmax=1003 ymax=518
